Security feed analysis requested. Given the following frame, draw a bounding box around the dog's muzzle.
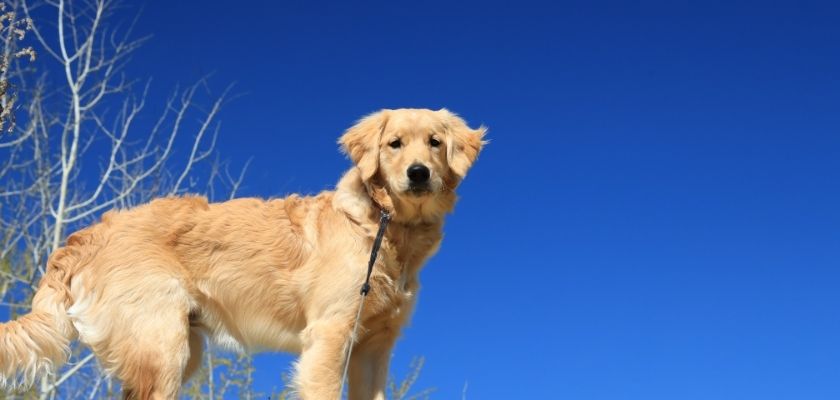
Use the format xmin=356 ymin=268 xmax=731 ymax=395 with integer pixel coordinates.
xmin=406 ymin=164 xmax=432 ymax=195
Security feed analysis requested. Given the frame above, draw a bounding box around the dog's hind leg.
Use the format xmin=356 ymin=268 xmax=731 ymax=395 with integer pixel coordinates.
xmin=116 ymin=320 xmax=191 ymax=400
xmin=77 ymin=269 xmax=194 ymax=400
xmin=114 ymin=292 xmax=193 ymax=400
xmin=182 ymin=327 xmax=204 ymax=383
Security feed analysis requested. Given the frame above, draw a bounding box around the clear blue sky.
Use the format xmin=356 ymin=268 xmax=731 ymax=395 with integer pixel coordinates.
xmin=28 ymin=0 xmax=840 ymax=398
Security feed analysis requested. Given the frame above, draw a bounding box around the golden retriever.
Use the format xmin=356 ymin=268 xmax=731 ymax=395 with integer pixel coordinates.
xmin=0 ymin=108 xmax=485 ymax=399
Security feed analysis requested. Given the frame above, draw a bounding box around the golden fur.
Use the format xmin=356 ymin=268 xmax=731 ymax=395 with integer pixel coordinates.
xmin=0 ymin=108 xmax=485 ymax=399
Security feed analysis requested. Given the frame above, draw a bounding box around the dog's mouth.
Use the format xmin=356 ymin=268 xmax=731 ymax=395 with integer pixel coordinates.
xmin=406 ymin=184 xmax=432 ymax=196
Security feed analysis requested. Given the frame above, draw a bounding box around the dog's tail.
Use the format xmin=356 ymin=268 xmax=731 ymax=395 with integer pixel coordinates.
xmin=0 ymin=236 xmax=87 ymax=388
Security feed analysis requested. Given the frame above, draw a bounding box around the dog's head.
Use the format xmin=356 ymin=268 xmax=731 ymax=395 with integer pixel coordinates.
xmin=339 ymin=108 xmax=485 ymax=221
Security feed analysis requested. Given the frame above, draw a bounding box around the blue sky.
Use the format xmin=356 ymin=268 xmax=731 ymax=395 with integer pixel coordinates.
xmin=15 ymin=0 xmax=840 ymax=398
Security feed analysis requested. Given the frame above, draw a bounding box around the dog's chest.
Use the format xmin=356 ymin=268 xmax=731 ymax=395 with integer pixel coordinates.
xmin=371 ymin=227 xmax=440 ymax=320
xmin=369 ymin=269 xmax=418 ymax=328
xmin=374 ymin=257 xmax=417 ymax=306
xmin=391 ymin=260 xmax=417 ymax=307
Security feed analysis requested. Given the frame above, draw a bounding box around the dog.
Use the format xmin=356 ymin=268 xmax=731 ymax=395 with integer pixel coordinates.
xmin=0 ymin=108 xmax=485 ymax=399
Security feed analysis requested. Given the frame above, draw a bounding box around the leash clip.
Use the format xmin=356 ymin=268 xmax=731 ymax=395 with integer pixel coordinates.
xmin=379 ymin=209 xmax=391 ymax=224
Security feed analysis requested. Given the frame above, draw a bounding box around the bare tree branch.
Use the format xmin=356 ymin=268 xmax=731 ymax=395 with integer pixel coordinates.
xmin=1 ymin=1 xmax=249 ymax=397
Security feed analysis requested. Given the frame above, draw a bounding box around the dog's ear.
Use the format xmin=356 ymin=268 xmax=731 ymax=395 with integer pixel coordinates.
xmin=440 ymin=109 xmax=486 ymax=179
xmin=339 ymin=110 xmax=389 ymax=181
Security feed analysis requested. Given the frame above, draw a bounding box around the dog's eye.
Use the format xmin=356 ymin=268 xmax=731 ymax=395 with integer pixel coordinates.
xmin=389 ymin=139 xmax=402 ymax=149
xmin=429 ymin=137 xmax=441 ymax=147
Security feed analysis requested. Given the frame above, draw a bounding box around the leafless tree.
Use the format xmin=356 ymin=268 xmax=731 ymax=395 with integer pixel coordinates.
xmin=0 ymin=0 xmax=247 ymax=397
xmin=0 ymin=0 xmax=35 ymax=133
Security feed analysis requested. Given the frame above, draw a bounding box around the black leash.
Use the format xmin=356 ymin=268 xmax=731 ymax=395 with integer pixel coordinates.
xmin=360 ymin=210 xmax=392 ymax=296
xmin=338 ymin=209 xmax=391 ymax=397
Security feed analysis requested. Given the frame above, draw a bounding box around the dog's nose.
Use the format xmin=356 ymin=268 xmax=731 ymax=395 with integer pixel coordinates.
xmin=407 ymin=164 xmax=430 ymax=184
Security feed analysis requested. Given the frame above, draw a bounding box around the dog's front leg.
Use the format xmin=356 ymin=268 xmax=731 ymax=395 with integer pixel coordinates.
xmin=348 ymin=330 xmax=398 ymax=400
xmin=295 ymin=318 xmax=353 ymax=399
